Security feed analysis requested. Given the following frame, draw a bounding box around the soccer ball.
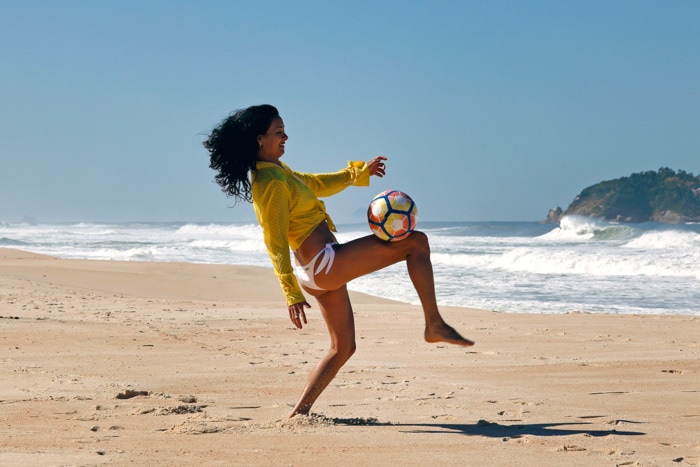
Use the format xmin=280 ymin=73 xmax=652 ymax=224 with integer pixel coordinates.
xmin=367 ymin=190 xmax=418 ymax=242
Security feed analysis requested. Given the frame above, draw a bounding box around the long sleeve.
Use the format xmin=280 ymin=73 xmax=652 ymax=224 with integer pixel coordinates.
xmin=292 ymin=161 xmax=370 ymax=197
xmin=253 ymin=177 xmax=306 ymax=305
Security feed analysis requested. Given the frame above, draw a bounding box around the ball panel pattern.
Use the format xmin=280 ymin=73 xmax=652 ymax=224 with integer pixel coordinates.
xmin=367 ymin=190 xmax=418 ymax=242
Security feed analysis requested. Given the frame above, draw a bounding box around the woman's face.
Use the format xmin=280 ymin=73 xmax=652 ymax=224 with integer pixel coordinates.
xmin=257 ymin=117 xmax=288 ymax=163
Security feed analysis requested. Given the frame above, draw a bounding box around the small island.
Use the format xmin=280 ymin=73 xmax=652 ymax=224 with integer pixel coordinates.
xmin=546 ymin=167 xmax=700 ymax=224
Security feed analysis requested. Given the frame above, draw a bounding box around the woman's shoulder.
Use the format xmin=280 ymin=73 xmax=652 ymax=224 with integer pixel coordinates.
xmin=255 ymin=161 xmax=287 ymax=177
xmin=252 ymin=162 xmax=292 ymax=193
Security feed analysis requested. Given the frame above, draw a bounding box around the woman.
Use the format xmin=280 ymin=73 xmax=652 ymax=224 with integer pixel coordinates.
xmin=204 ymin=104 xmax=473 ymax=417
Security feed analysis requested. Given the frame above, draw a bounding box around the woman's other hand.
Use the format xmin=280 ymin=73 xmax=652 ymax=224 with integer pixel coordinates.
xmin=288 ymin=301 xmax=310 ymax=329
xmin=367 ymin=156 xmax=387 ymax=178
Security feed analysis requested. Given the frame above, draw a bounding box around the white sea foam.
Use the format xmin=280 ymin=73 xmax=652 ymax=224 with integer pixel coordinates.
xmin=540 ymin=215 xmax=636 ymax=242
xmin=623 ymin=229 xmax=700 ymax=249
xmin=1 ymin=220 xmax=698 ymax=315
xmin=550 ymin=215 xmax=600 ymax=238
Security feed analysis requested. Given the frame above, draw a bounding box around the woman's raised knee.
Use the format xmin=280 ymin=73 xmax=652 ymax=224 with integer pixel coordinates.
xmin=408 ymin=230 xmax=431 ymax=255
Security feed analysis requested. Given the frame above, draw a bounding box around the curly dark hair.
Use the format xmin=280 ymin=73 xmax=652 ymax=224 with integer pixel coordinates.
xmin=204 ymin=104 xmax=280 ymax=203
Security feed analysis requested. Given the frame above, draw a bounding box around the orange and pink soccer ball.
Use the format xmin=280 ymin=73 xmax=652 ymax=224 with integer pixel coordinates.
xmin=367 ymin=190 xmax=418 ymax=241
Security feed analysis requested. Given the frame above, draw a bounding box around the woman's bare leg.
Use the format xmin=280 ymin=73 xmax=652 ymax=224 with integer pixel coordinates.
xmin=318 ymin=232 xmax=474 ymax=347
xmin=289 ymin=232 xmax=472 ymax=417
xmin=289 ymin=285 xmax=356 ymax=417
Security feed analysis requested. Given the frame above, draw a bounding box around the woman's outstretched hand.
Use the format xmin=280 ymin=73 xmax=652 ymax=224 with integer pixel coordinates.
xmin=367 ymin=156 xmax=387 ymax=178
xmin=288 ymin=301 xmax=310 ymax=329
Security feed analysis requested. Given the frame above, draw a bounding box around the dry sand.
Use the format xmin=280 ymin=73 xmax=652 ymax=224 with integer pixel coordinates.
xmin=0 ymin=247 xmax=698 ymax=466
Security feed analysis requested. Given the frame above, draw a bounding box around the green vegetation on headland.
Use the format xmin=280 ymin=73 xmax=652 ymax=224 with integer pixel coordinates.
xmin=546 ymin=168 xmax=700 ymax=224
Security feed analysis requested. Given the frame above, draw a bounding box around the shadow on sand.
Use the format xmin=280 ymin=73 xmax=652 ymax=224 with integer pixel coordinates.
xmin=330 ymin=418 xmax=645 ymax=438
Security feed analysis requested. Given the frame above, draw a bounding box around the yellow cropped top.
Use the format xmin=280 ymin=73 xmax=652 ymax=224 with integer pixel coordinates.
xmin=251 ymin=160 xmax=370 ymax=305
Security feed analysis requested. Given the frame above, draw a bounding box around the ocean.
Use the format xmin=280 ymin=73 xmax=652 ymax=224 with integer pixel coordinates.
xmin=1 ymin=216 xmax=698 ymax=316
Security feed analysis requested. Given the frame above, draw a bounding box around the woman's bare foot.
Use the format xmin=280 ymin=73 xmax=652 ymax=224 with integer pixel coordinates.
xmin=288 ymin=410 xmax=307 ymax=418
xmin=425 ymin=323 xmax=474 ymax=347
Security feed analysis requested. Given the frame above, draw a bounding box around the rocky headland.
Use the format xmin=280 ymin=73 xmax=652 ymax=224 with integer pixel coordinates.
xmin=546 ymin=168 xmax=700 ymax=224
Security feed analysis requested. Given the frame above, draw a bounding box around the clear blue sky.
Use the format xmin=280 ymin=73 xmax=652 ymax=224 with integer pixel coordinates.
xmin=1 ymin=0 xmax=698 ymax=223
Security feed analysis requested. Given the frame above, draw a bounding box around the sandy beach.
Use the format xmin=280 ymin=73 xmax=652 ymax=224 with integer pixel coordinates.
xmin=0 ymin=247 xmax=698 ymax=466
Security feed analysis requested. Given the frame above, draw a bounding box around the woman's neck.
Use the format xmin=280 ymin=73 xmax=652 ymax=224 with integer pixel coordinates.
xmin=257 ymin=154 xmax=283 ymax=166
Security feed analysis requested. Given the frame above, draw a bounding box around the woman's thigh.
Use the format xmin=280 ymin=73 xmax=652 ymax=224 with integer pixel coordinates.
xmin=314 ymin=232 xmax=426 ymax=290
xmin=307 ymin=285 xmax=356 ymax=345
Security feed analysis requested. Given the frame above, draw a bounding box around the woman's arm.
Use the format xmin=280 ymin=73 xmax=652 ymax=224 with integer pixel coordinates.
xmin=254 ymin=179 xmax=307 ymax=306
xmin=293 ymin=156 xmax=387 ymax=197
